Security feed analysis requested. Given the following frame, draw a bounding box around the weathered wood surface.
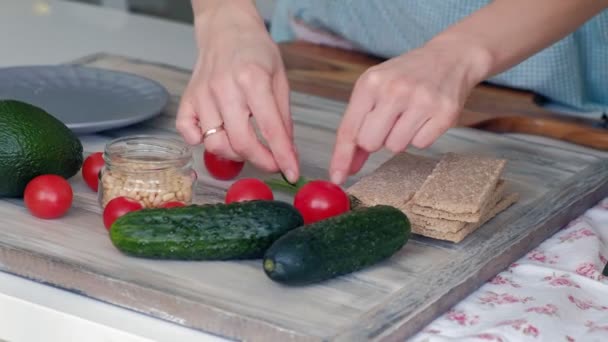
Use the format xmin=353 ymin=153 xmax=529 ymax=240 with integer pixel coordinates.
xmin=0 ymin=54 xmax=607 ymax=342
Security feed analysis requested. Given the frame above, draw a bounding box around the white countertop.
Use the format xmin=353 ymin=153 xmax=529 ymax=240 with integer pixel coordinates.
xmin=0 ymin=0 xmax=197 ymax=69
xmin=0 ymin=1 xmax=224 ymax=341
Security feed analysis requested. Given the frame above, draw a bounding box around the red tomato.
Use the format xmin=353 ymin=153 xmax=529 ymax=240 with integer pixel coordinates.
xmin=24 ymin=174 xmax=73 ymax=219
xmin=225 ymin=178 xmax=274 ymax=204
xmin=204 ymin=150 xmax=244 ymax=180
xmin=82 ymin=152 xmax=105 ymax=192
xmin=160 ymin=201 xmax=186 ymax=208
xmin=103 ymin=196 xmax=143 ymax=230
xmin=293 ymin=180 xmax=350 ymax=224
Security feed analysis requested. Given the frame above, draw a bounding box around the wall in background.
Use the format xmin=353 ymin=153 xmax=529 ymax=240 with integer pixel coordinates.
xmin=65 ymin=0 xmax=277 ymax=24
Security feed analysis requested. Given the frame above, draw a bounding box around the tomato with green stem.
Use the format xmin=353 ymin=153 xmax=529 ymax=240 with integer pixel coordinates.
xmin=265 ymin=175 xmax=361 ymax=213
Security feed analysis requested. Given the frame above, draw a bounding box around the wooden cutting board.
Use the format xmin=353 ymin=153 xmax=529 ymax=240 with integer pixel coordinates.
xmin=279 ymin=42 xmax=608 ymax=151
xmin=0 ymin=54 xmax=606 ymax=342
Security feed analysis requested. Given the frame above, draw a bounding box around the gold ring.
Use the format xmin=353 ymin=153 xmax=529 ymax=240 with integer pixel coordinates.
xmin=202 ymin=123 xmax=225 ymax=140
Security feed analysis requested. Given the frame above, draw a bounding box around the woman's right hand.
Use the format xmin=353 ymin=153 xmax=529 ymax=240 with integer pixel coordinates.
xmin=177 ymin=1 xmax=299 ymax=182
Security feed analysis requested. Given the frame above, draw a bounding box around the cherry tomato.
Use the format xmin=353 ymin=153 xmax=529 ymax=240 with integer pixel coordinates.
xmin=160 ymin=201 xmax=186 ymax=208
xmin=82 ymin=152 xmax=105 ymax=192
xmin=24 ymin=174 xmax=73 ymax=219
xmin=225 ymin=178 xmax=274 ymax=204
xmin=204 ymin=150 xmax=244 ymax=180
xmin=293 ymin=180 xmax=350 ymax=224
xmin=103 ymin=196 xmax=143 ymax=230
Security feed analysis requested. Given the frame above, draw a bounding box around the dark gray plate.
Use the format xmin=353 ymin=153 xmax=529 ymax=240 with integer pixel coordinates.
xmin=0 ymin=65 xmax=169 ymax=134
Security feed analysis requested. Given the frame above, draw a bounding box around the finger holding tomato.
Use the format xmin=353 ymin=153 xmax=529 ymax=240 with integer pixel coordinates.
xmin=204 ymin=150 xmax=244 ymax=181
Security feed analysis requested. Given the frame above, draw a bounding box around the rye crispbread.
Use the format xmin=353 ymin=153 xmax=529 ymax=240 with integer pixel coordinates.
xmin=346 ymin=152 xmax=437 ymax=208
xmin=411 ymin=152 xmax=506 ymax=216
xmin=412 ymin=192 xmax=519 ymax=243
xmin=404 ymin=180 xmax=505 ymax=233
xmin=409 ymin=179 xmax=506 ymax=223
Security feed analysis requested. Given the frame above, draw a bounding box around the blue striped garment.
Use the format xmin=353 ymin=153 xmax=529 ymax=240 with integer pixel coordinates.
xmin=270 ymin=0 xmax=608 ymax=116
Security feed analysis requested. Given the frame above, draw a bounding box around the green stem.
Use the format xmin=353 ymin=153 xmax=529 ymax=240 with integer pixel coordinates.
xmin=264 ymin=176 xmax=309 ymax=195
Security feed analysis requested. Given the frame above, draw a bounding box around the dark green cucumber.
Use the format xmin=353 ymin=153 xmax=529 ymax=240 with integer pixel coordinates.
xmin=263 ymin=205 xmax=410 ymax=285
xmin=110 ymin=200 xmax=303 ymax=260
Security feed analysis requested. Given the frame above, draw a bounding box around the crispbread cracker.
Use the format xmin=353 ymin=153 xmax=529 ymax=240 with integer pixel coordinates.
xmin=404 ymin=180 xmax=505 ymax=233
xmin=412 ymin=192 xmax=520 ymax=243
xmin=412 ymin=152 xmax=506 ymax=215
xmin=347 ymin=153 xmax=437 ymax=208
xmin=410 ymin=180 xmax=506 ymax=223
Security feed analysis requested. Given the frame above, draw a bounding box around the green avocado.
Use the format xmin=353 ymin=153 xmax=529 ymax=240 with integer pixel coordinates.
xmin=0 ymin=100 xmax=83 ymax=197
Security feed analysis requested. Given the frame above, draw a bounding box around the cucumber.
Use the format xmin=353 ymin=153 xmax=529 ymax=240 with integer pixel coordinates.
xmin=110 ymin=200 xmax=303 ymax=260
xmin=263 ymin=205 xmax=410 ymax=285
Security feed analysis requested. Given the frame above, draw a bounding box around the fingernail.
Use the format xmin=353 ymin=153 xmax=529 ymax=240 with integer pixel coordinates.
xmin=284 ymin=169 xmax=297 ymax=183
xmin=331 ymin=170 xmax=345 ymax=184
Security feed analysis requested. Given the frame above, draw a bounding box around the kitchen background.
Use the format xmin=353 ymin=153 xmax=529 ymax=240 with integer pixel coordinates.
xmin=66 ymin=0 xmax=277 ymax=24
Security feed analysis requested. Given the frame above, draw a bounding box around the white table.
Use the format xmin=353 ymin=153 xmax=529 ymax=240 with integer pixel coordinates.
xmin=0 ymin=1 xmax=224 ymax=341
xmin=0 ymin=0 xmax=198 ymax=69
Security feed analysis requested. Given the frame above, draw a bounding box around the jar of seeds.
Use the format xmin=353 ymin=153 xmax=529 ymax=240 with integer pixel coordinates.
xmin=99 ymin=135 xmax=196 ymax=209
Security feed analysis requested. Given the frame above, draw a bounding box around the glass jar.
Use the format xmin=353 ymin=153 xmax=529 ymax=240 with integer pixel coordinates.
xmin=98 ymin=135 xmax=196 ymax=209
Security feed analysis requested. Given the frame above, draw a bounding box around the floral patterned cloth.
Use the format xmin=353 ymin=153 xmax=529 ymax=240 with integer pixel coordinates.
xmin=410 ymin=197 xmax=608 ymax=342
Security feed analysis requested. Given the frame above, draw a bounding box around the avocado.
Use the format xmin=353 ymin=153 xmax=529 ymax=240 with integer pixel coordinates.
xmin=0 ymin=99 xmax=83 ymax=197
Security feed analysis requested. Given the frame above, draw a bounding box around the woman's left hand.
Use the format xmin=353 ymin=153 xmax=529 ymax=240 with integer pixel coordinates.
xmin=329 ymin=38 xmax=491 ymax=184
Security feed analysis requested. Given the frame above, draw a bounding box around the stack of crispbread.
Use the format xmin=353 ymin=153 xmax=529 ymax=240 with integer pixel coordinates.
xmin=347 ymin=152 xmax=518 ymax=243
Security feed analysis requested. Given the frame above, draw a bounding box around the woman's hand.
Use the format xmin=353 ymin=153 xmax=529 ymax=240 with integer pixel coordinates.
xmin=329 ymin=38 xmax=491 ymax=184
xmin=176 ymin=1 xmax=299 ymax=182
xmin=328 ymin=0 xmax=608 ymax=185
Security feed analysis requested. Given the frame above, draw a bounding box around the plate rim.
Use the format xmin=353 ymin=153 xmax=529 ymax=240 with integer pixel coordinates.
xmin=0 ymin=64 xmax=171 ymax=134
